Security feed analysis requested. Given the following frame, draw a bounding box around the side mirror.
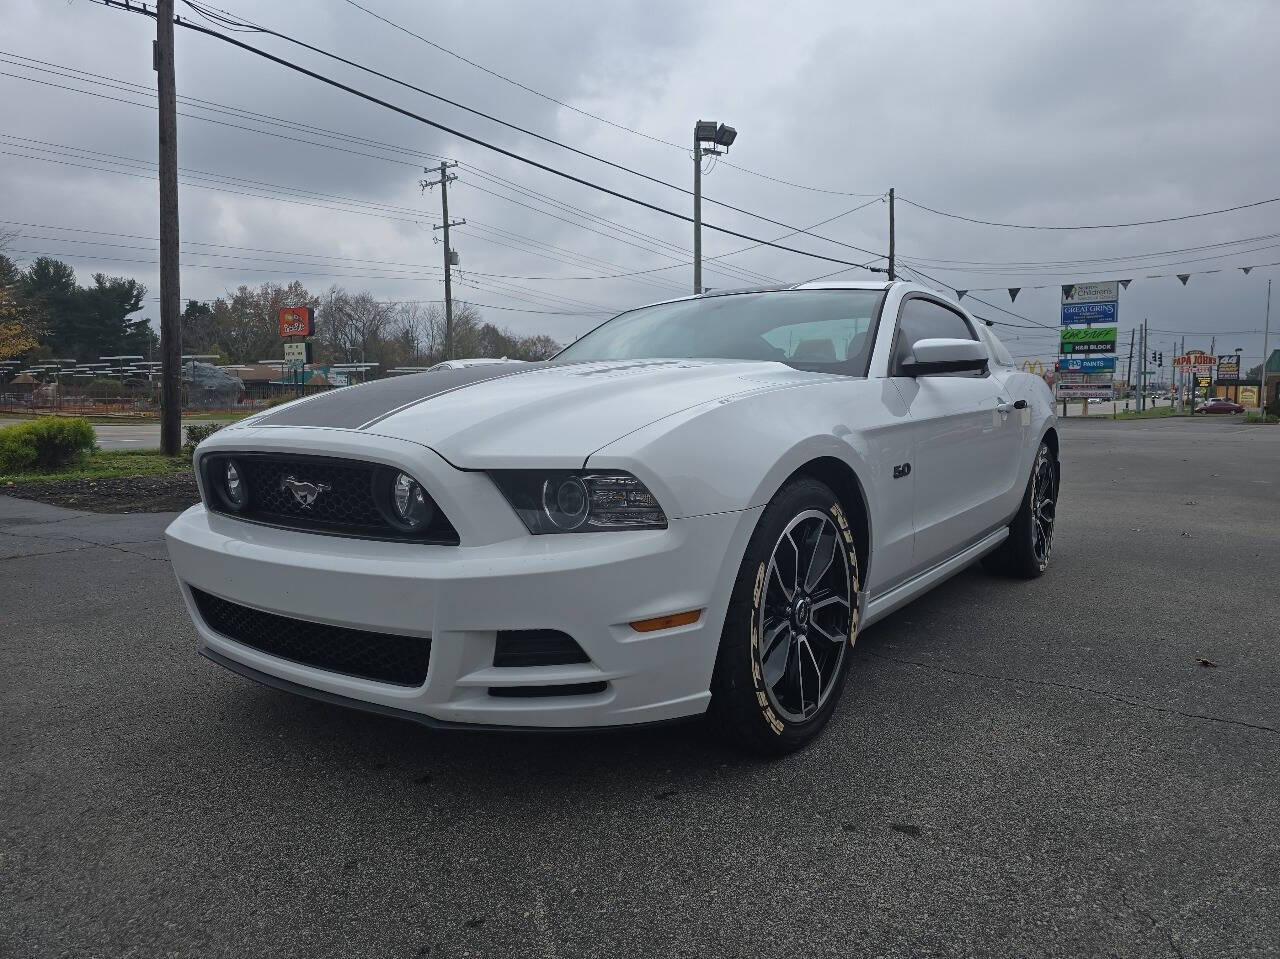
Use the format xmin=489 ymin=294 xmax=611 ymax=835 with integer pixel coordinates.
xmin=899 ymin=337 xmax=989 ymax=376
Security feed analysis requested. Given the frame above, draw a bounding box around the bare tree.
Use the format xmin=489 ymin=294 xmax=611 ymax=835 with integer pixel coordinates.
xmin=318 ymin=287 xmax=398 ymax=366
xmin=211 ymin=281 xmax=316 ymax=364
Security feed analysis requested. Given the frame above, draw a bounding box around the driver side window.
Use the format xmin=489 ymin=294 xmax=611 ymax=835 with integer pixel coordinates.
xmin=892 ymin=298 xmax=981 ymax=375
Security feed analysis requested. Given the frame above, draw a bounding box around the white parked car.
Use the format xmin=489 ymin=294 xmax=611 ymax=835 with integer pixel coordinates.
xmin=426 ymin=357 xmax=526 ymax=372
xmin=167 ymin=281 xmax=1059 ymax=753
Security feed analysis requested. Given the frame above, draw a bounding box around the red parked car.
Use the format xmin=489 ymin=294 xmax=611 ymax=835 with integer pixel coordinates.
xmin=1196 ymin=398 xmax=1245 ymax=414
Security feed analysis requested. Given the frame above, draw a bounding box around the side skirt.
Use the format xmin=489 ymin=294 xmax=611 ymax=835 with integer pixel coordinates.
xmin=862 ymin=527 xmax=1009 ymax=628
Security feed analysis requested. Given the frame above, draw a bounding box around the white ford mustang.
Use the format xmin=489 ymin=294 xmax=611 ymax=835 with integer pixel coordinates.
xmin=167 ymin=280 xmax=1058 ymax=752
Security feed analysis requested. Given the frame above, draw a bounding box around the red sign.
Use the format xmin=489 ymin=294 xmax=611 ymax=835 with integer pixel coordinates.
xmin=279 ymin=307 xmax=314 ymax=337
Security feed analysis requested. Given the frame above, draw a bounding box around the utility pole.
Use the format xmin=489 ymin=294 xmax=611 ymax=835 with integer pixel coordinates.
xmin=1262 ymin=279 xmax=1272 ymax=413
xmin=421 ymin=162 xmax=463 ymax=360
xmin=1125 ymin=328 xmax=1135 ymax=409
xmin=156 ymin=0 xmax=181 ymax=455
xmin=1208 ymin=334 xmax=1216 ymax=402
xmin=887 ymin=187 xmax=896 ymax=281
xmin=1179 ymin=335 xmax=1185 ymax=412
xmin=1139 ymin=319 xmax=1149 ymax=412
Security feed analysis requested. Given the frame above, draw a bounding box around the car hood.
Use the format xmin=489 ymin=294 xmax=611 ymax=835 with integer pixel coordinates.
xmin=243 ymin=359 xmax=827 ymax=467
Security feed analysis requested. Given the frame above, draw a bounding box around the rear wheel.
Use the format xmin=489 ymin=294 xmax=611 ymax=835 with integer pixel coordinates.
xmin=708 ymin=478 xmax=860 ymax=755
xmin=983 ymin=440 xmax=1057 ymax=578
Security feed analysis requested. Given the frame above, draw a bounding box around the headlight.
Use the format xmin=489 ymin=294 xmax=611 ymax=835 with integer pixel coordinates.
xmin=375 ymin=469 xmax=435 ymax=532
xmin=489 ymin=470 xmax=667 ymax=534
xmin=224 ymin=460 xmax=246 ymax=508
xmin=205 ymin=456 xmax=249 ymax=512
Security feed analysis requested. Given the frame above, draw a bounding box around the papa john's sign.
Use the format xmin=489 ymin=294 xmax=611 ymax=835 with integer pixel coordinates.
xmin=279 ymin=307 xmax=315 ymax=337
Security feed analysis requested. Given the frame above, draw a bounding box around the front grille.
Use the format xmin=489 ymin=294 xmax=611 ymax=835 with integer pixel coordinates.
xmin=249 ymin=457 xmax=384 ymax=527
xmin=190 ymin=587 xmax=431 ymax=686
xmin=200 ymin=452 xmax=459 ymax=543
xmin=493 ymin=629 xmax=591 ymax=667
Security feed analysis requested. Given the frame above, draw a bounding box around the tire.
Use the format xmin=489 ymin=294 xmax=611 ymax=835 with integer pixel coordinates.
xmin=707 ymin=477 xmax=861 ymax=755
xmin=982 ymin=440 xmax=1058 ymax=578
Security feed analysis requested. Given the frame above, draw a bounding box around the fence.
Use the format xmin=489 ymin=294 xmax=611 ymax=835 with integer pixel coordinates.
xmin=0 ymin=379 xmax=339 ymax=417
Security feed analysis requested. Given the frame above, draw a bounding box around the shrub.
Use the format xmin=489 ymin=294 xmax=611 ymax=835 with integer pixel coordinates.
xmin=182 ymin=421 xmax=224 ymax=459
xmin=0 ymin=417 xmax=96 ymax=473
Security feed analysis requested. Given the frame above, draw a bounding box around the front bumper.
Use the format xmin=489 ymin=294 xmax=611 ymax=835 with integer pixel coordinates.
xmin=166 ymin=482 xmax=757 ymax=728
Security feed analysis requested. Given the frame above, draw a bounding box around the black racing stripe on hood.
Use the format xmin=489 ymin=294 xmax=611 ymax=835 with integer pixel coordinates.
xmin=252 ymin=364 xmax=542 ymax=429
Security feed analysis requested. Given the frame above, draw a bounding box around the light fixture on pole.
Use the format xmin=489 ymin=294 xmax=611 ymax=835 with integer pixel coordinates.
xmin=692 ymin=120 xmax=738 ymax=295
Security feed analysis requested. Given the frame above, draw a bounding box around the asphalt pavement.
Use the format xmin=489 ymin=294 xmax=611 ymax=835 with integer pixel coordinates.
xmin=90 ymin=419 xmax=225 ymax=449
xmin=2 ymin=416 xmax=1277 ymax=958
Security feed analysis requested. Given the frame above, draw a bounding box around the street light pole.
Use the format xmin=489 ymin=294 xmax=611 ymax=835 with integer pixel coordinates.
xmin=692 ymin=120 xmax=737 ymax=295
xmin=693 ymin=125 xmax=702 ymax=296
xmin=1262 ymin=279 xmax=1272 ymax=413
xmin=888 ymin=187 xmax=896 ymax=280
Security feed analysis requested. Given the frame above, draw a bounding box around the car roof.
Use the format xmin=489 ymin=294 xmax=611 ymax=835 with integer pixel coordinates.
xmin=619 ymin=279 xmax=953 ymax=315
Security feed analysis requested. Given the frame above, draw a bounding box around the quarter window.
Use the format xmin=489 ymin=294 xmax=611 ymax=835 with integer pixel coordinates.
xmin=981 ymin=326 xmax=1016 ymax=367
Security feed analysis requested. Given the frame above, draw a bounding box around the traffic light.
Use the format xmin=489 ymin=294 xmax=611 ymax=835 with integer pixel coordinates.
xmin=1157 ymin=352 xmax=1164 ymax=367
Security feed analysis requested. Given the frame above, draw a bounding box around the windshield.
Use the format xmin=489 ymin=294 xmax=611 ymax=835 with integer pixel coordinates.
xmin=555 ymin=289 xmax=885 ymax=376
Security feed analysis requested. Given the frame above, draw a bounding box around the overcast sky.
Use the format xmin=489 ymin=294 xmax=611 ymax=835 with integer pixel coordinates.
xmin=2 ymin=0 xmax=1278 ymax=369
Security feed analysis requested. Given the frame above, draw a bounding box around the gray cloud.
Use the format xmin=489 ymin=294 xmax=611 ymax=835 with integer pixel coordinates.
xmin=3 ymin=0 xmax=1277 ymax=361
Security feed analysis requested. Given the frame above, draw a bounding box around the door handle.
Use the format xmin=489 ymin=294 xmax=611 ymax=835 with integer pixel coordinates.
xmin=996 ymin=402 xmax=1011 ymax=415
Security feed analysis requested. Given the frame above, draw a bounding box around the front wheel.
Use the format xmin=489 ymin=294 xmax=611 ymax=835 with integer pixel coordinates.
xmin=983 ymin=440 xmax=1058 ymax=578
xmin=707 ymin=478 xmax=860 ymax=755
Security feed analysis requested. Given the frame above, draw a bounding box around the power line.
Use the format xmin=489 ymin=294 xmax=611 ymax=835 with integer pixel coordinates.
xmin=1 ymin=134 xmax=433 ymax=218
xmin=896 ymin=262 xmax=1057 ymax=330
xmin=0 ymin=219 xmax=676 ymax=285
xmin=6 ymin=137 xmax=749 ymax=307
xmin=333 ymin=0 xmax=687 ymax=152
xmin=87 ymin=0 xmax=884 ymax=271
xmin=462 ymin=185 xmax=767 ymax=284
xmin=102 ymin=0 xmax=887 ymax=265
xmin=454 ymin=300 xmax=605 ymax=317
xmin=0 ymin=79 xmax=757 ymax=288
xmin=897 ymin=231 xmax=1280 ymax=270
xmin=899 ymin=241 xmax=1280 ymax=280
xmin=457 ymin=224 xmax=689 ymax=296
xmin=0 ymin=60 xmax=436 ymax=170
xmin=458 ymin=164 xmax=783 ymax=286
xmin=9 ymin=245 xmax=611 ymax=317
xmin=460 ymin=164 xmax=779 ymax=283
xmin=1 ymin=145 xmax=431 ymax=225
xmin=899 ymin=194 xmax=1280 ymax=231
xmin=326 ymin=0 xmax=880 ymax=197
xmin=1 ymin=53 xmax=878 ymax=286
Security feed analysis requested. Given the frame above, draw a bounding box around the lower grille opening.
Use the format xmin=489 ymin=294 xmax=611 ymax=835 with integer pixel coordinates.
xmin=488 ymin=682 xmax=608 ymax=698
xmin=189 ymin=587 xmax=431 ymax=687
xmin=493 ymin=629 xmax=591 ymax=667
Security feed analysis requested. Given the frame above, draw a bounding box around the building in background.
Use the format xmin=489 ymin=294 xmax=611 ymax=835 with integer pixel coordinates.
xmin=1264 ymin=350 xmax=1280 ymax=410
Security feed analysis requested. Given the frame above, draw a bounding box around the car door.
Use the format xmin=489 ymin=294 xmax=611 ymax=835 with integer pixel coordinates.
xmin=888 ymin=295 xmax=1022 ymax=576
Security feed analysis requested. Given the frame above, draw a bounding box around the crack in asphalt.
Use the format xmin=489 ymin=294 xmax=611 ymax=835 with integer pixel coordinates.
xmin=0 ymin=526 xmax=167 ymax=563
xmin=868 ymin=652 xmax=1278 ymax=735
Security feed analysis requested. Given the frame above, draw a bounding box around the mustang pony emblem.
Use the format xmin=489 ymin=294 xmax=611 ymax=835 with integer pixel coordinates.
xmin=280 ymin=475 xmax=330 ymax=508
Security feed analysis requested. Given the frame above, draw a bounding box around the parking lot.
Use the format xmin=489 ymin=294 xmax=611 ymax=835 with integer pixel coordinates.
xmin=2 ymin=416 xmax=1277 ymax=959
